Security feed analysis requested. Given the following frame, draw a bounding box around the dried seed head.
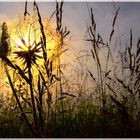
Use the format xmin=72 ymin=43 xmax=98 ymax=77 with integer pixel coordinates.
xmin=0 ymin=22 xmax=10 ymax=57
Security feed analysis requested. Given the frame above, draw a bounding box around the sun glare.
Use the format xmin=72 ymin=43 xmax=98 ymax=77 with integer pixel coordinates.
xmin=9 ymin=17 xmax=60 ymax=62
xmin=16 ymin=34 xmax=32 ymax=51
xmin=1 ymin=10 xmax=67 ymax=84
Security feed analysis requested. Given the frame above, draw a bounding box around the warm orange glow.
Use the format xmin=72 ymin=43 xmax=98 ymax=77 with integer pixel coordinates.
xmin=9 ymin=16 xmax=60 ymax=61
xmin=5 ymin=14 xmax=64 ymax=83
xmin=16 ymin=34 xmax=32 ymax=51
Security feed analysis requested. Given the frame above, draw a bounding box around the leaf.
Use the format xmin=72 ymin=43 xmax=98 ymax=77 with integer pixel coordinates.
xmin=24 ymin=0 xmax=30 ymax=17
xmin=110 ymin=95 xmax=129 ymax=124
xmin=38 ymin=75 xmax=41 ymax=96
xmin=109 ymin=29 xmax=114 ymax=42
xmin=110 ymin=95 xmax=121 ymax=108
xmin=61 ymin=92 xmax=76 ymax=97
xmin=130 ymin=28 xmax=133 ymax=47
xmin=15 ymin=65 xmax=30 ymax=84
xmin=91 ymin=49 xmax=95 ymax=60
xmin=116 ymin=77 xmax=133 ymax=94
xmin=88 ymin=69 xmax=96 ymax=81
xmin=0 ymin=56 xmax=15 ymax=69
xmin=53 ymin=74 xmax=60 ymax=81
xmin=112 ymin=7 xmax=120 ymax=28
xmin=105 ymin=70 xmax=111 ymax=77
xmin=39 ymin=70 xmax=47 ymax=88
xmin=90 ymin=8 xmax=96 ymax=31
xmin=116 ymin=77 xmax=127 ymax=88
xmin=106 ymin=83 xmax=117 ymax=96
xmin=58 ymin=96 xmax=66 ymax=100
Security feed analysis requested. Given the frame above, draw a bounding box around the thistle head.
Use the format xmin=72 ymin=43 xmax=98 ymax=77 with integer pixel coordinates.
xmin=14 ymin=39 xmax=42 ymax=72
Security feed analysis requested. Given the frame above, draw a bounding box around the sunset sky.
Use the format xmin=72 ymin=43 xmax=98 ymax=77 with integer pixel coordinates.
xmin=0 ymin=2 xmax=140 ymax=71
xmin=1 ymin=2 xmax=140 ymax=45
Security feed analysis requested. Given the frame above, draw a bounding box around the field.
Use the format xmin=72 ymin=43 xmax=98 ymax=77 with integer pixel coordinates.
xmin=0 ymin=1 xmax=140 ymax=138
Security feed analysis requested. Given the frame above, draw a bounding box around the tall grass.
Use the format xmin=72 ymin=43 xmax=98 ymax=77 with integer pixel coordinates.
xmin=0 ymin=1 xmax=70 ymax=137
xmin=0 ymin=1 xmax=140 ymax=138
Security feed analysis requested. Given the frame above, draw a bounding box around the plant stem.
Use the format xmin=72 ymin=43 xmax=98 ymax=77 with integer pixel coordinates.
xmin=4 ymin=64 xmax=37 ymax=137
xmin=28 ymin=66 xmax=38 ymax=135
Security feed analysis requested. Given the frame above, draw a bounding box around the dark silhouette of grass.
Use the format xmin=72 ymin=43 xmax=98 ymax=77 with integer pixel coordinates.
xmin=0 ymin=1 xmax=140 ymax=138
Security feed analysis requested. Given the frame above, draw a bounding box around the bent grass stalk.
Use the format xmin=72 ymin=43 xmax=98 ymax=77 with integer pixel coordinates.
xmin=1 ymin=1 xmax=140 ymax=138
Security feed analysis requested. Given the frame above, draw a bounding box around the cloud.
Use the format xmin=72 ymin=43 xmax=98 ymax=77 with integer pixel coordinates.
xmin=0 ymin=2 xmax=140 ymax=73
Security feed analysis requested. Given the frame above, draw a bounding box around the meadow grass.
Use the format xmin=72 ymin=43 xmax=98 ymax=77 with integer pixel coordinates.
xmin=0 ymin=1 xmax=140 ymax=138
